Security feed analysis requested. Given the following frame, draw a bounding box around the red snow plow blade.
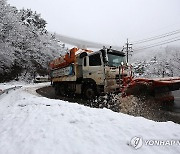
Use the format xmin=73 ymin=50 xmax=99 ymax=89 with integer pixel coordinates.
xmin=121 ymin=77 xmax=180 ymax=103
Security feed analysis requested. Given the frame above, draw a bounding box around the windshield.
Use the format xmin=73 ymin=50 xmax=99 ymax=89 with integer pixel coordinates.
xmin=107 ymin=53 xmax=126 ymax=67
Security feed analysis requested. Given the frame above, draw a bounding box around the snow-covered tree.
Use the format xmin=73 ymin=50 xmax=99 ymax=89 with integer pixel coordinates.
xmin=19 ymin=9 xmax=47 ymax=34
xmin=132 ymin=46 xmax=180 ymax=78
xmin=0 ymin=1 xmax=66 ymax=82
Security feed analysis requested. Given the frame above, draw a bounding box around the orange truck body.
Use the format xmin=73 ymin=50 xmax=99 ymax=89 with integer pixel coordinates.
xmin=49 ymin=48 xmax=92 ymax=70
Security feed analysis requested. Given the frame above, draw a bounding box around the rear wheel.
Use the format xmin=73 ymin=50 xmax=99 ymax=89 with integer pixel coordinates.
xmin=54 ymin=85 xmax=60 ymax=96
xmin=59 ymin=84 xmax=66 ymax=96
xmin=54 ymin=84 xmax=66 ymax=96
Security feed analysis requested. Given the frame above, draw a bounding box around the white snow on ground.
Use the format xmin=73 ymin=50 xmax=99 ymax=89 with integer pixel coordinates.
xmin=0 ymin=83 xmax=180 ymax=154
xmin=0 ymin=81 xmax=25 ymax=90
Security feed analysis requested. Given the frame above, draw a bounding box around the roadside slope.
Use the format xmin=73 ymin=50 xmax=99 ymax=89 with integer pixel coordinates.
xmin=0 ymin=83 xmax=180 ymax=154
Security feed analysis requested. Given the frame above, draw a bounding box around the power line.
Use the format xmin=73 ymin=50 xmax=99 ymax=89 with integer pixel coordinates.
xmin=134 ymin=38 xmax=180 ymax=51
xmin=132 ymin=29 xmax=180 ymax=44
xmin=134 ymin=35 xmax=180 ymax=50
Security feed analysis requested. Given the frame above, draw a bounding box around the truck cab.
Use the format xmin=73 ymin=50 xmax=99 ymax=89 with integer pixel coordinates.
xmin=80 ymin=48 xmax=127 ymax=98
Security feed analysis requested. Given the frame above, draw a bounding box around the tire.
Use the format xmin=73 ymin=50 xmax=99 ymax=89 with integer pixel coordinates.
xmin=59 ymin=84 xmax=66 ymax=96
xmin=54 ymin=85 xmax=60 ymax=96
xmin=83 ymin=86 xmax=96 ymax=100
xmin=54 ymin=84 xmax=66 ymax=96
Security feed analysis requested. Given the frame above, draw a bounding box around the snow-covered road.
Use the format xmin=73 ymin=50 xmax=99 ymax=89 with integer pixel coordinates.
xmin=0 ymin=82 xmax=180 ymax=154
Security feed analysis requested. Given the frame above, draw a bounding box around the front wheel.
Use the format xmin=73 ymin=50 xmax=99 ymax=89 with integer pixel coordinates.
xmin=83 ymin=86 xmax=96 ymax=100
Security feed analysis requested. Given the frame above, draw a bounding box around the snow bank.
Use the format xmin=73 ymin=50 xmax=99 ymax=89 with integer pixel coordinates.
xmin=0 ymin=83 xmax=180 ymax=154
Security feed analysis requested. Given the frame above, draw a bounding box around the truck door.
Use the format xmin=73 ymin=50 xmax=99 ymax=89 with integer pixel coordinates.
xmin=83 ymin=53 xmax=105 ymax=85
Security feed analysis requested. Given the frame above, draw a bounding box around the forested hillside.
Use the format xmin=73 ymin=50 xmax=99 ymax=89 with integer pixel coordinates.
xmin=0 ymin=0 xmax=66 ymax=82
xmin=131 ymin=46 xmax=180 ymax=78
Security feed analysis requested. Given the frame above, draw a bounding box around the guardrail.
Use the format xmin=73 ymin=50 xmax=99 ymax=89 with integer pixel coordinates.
xmin=0 ymin=86 xmax=22 ymax=95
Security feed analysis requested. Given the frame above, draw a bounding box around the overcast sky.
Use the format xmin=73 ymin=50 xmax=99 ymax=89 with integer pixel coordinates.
xmin=8 ymin=0 xmax=180 ymax=47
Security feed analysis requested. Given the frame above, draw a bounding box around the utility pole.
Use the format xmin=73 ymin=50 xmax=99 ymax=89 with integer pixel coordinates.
xmin=122 ymin=39 xmax=133 ymax=63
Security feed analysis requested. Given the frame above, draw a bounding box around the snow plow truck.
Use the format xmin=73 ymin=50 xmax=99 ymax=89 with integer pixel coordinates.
xmin=49 ymin=47 xmax=180 ymax=104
